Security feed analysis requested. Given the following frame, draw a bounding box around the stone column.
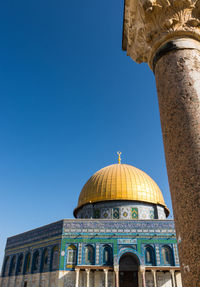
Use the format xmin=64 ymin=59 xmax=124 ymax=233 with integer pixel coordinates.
xmin=112 ymin=271 xmax=116 ymax=287
xmin=122 ymin=2 xmax=200 ymax=286
xmin=114 ymin=267 xmax=119 ymax=287
xmin=104 ymin=269 xmax=108 ymax=287
xmin=140 ymin=267 xmax=146 ymax=287
xmin=170 ymin=270 xmax=176 ymax=287
xmin=151 ymin=270 xmax=157 ymax=287
xmin=75 ymin=269 xmax=80 ymax=287
xmin=86 ymin=269 xmax=90 ymax=287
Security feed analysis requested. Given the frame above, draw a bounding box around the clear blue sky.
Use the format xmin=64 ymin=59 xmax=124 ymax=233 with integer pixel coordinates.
xmin=0 ymin=0 xmax=173 ymax=267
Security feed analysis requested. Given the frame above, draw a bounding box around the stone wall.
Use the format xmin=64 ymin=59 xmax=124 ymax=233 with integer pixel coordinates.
xmin=0 ymin=270 xmax=182 ymax=287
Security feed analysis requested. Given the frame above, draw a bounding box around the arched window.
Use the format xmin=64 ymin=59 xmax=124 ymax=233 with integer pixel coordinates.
xmin=41 ymin=249 xmax=49 ymax=272
xmin=85 ymin=245 xmax=94 ymax=265
xmin=32 ymin=251 xmax=39 ymax=272
xmin=9 ymin=255 xmax=16 ymax=276
xmin=2 ymin=256 xmax=9 ymax=277
xmin=66 ymin=245 xmax=77 ymax=266
xmin=103 ymin=245 xmax=113 ymax=265
xmin=24 ymin=253 xmax=31 ymax=274
xmin=16 ymin=254 xmax=23 ymax=274
xmin=145 ymin=246 xmax=155 ymax=266
xmin=51 ymin=246 xmax=59 ymax=270
xmin=162 ymin=245 xmax=174 ymax=266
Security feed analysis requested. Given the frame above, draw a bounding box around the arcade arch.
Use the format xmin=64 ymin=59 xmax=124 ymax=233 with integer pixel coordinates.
xmin=119 ymin=253 xmax=139 ymax=287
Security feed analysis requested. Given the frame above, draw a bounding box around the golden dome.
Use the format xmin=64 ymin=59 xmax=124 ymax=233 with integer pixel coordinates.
xmin=74 ymin=164 xmax=169 ymax=216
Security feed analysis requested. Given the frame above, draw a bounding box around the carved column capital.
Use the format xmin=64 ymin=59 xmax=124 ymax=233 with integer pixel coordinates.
xmin=139 ymin=266 xmax=146 ymax=273
xmin=114 ymin=266 xmax=119 ymax=272
xmin=86 ymin=268 xmax=90 ymax=274
xmin=123 ymin=0 xmax=200 ymax=68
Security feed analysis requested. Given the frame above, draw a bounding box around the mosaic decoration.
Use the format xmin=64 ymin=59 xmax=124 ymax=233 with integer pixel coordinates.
xmin=157 ymin=206 xmax=166 ymax=219
xmin=94 ymin=209 xmax=100 ymax=219
xmin=139 ymin=206 xmax=151 ymax=219
xmin=96 ymin=244 xmax=100 ymax=264
xmin=120 ymin=207 xmax=131 ymax=219
xmin=113 ymin=208 xmax=120 ymax=219
xmin=63 ymin=219 xmax=175 ymax=234
xmin=118 ymin=239 xmax=137 ymax=244
xmin=173 ymin=243 xmax=179 ymax=265
xmin=78 ymin=243 xmax=82 ymax=264
xmin=77 ymin=202 xmax=166 ymax=220
xmin=101 ymin=208 xmax=111 ymax=219
xmin=150 ymin=210 xmax=154 ymax=219
xmin=131 ymin=208 xmax=138 ymax=219
xmin=119 ymin=244 xmax=137 ymax=250
xmin=6 ymin=221 xmax=63 ymax=249
xmin=141 ymin=213 xmax=147 ymax=219
xmin=123 ymin=212 xmax=128 ymax=218
xmin=3 ymin=218 xmax=179 ymax=279
xmin=156 ymin=245 xmax=161 ymax=265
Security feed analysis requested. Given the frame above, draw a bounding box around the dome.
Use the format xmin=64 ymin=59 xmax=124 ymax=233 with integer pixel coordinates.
xmin=74 ymin=164 xmax=169 ymax=216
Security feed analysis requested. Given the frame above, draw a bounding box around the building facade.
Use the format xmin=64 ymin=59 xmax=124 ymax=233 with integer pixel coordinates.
xmin=0 ymin=163 xmax=182 ymax=287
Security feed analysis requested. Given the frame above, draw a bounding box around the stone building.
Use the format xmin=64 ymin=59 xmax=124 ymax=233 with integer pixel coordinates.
xmin=0 ymin=162 xmax=182 ymax=287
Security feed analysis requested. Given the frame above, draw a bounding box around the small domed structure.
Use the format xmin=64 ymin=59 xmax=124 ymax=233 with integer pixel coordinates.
xmin=74 ymin=163 xmax=169 ymax=219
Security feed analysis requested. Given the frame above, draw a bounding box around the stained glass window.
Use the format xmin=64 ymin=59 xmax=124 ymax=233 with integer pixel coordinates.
xmin=41 ymin=249 xmax=49 ymax=272
xmin=51 ymin=246 xmax=59 ymax=270
xmin=145 ymin=246 xmax=155 ymax=265
xmin=162 ymin=246 xmax=174 ymax=266
xmin=67 ymin=245 xmax=77 ymax=265
xmin=16 ymin=254 xmax=23 ymax=274
xmin=85 ymin=245 xmax=94 ymax=265
xmin=9 ymin=256 xmax=16 ymax=276
xmin=2 ymin=257 xmax=9 ymax=277
xmin=32 ymin=251 xmax=39 ymax=272
xmin=24 ymin=253 xmax=31 ymax=274
xmin=103 ymin=245 xmax=113 ymax=265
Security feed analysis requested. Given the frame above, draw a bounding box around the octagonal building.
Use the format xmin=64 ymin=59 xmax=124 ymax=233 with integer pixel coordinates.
xmin=0 ymin=162 xmax=182 ymax=287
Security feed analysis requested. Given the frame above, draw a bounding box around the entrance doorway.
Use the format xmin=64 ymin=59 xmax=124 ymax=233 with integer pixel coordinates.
xmin=119 ymin=253 xmax=139 ymax=287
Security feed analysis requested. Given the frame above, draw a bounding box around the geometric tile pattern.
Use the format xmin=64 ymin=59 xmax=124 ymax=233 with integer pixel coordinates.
xmin=3 ymin=219 xmax=179 ymax=276
xmin=131 ymin=208 xmax=138 ymax=219
xmin=77 ymin=202 xmax=159 ymax=220
xmin=78 ymin=243 xmax=82 ymax=264
xmin=173 ymin=244 xmax=179 ymax=265
xmin=149 ymin=210 xmax=154 ymax=219
xmin=113 ymin=208 xmax=120 ymax=219
xmin=155 ymin=245 xmax=161 ymax=265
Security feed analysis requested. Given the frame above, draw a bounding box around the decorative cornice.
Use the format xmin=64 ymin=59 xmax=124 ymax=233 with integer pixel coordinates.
xmin=123 ymin=0 xmax=200 ymax=68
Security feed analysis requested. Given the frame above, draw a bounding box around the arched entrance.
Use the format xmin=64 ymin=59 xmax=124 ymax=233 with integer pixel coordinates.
xmin=119 ymin=253 xmax=139 ymax=287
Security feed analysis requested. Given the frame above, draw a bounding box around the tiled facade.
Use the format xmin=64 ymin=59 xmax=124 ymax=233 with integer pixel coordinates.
xmin=0 ymin=219 xmax=182 ymax=287
xmin=0 ymin=163 xmax=183 ymax=287
xmin=76 ymin=202 xmax=166 ymax=220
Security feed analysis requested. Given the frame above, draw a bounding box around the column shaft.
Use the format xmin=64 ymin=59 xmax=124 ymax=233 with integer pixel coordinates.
xmin=170 ymin=270 xmax=176 ymax=287
xmin=75 ymin=269 xmax=80 ymax=287
xmin=115 ymin=270 xmax=119 ymax=287
xmin=142 ymin=271 xmax=146 ymax=287
xmin=155 ymin=48 xmax=200 ymax=287
xmin=86 ymin=269 xmax=90 ymax=287
xmin=151 ymin=270 xmax=157 ymax=287
xmin=104 ymin=270 xmax=108 ymax=287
